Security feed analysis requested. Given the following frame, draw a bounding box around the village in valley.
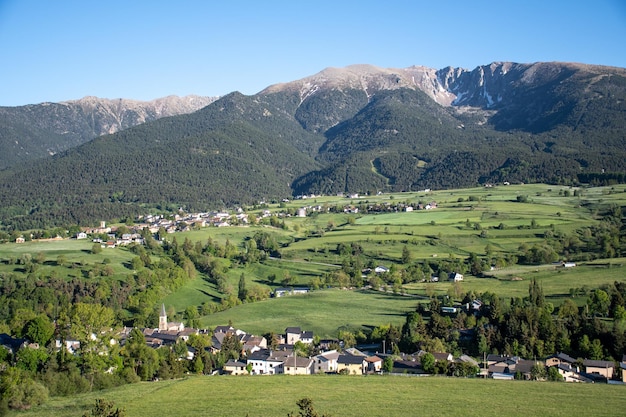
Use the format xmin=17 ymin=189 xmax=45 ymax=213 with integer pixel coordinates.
xmin=2 ymin=182 xmax=626 ymax=417
xmin=140 ymin=302 xmax=626 ymax=383
xmin=5 ymin=192 xmax=626 ymax=385
xmin=4 ymin=275 xmax=624 ymax=384
xmin=2 ymin=299 xmax=611 ymax=384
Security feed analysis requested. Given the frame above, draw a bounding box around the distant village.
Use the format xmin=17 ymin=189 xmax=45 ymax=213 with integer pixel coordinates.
xmin=12 ymin=191 xmax=442 ymax=245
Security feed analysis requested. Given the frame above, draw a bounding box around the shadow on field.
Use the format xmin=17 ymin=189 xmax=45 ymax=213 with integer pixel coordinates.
xmin=357 ymin=289 xmax=414 ymax=300
xmin=546 ymin=293 xmax=570 ymax=299
xmin=379 ymin=312 xmax=407 ymax=317
xmin=197 ymin=289 xmax=221 ymax=303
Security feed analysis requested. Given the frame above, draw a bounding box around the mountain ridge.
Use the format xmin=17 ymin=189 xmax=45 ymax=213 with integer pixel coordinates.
xmin=0 ymin=61 xmax=625 ymax=229
xmin=0 ymin=95 xmax=217 ymax=169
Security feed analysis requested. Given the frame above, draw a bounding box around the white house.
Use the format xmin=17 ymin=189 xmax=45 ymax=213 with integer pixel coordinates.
xmin=246 ymin=349 xmax=290 ymax=375
xmin=313 ymin=350 xmax=340 ymax=374
xmin=448 ymin=272 xmax=464 ymax=282
xmin=274 ymin=287 xmax=309 ymax=297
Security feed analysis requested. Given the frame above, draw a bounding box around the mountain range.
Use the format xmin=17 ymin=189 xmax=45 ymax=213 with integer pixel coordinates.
xmin=0 ymin=95 xmax=217 ymax=169
xmin=0 ymin=61 xmax=625 ymax=229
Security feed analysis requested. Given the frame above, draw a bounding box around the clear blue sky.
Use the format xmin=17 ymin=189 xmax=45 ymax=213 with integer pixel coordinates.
xmin=1 ymin=0 xmax=624 ymax=106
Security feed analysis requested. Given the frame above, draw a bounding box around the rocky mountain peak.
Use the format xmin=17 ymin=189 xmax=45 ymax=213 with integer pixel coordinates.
xmin=262 ymin=61 xmax=626 ymax=111
xmin=60 ymin=95 xmax=217 ymax=133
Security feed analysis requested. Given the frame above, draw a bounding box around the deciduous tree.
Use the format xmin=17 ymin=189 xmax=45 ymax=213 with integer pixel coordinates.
xmin=420 ymin=352 xmax=435 ymax=373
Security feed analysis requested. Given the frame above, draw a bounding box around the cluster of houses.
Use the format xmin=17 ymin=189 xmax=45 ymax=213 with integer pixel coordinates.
xmin=216 ymin=323 xmax=626 ymax=383
xmin=2 ymin=305 xmax=626 ymax=384
xmin=340 ymin=200 xmax=438 ymax=215
xmin=71 ymin=208 xmax=252 ymax=247
xmin=11 ymin=195 xmax=444 ymax=245
xmin=77 ymin=210 xmax=251 ymax=246
xmin=118 ymin=305 xmax=626 ymax=382
xmin=486 ymin=352 xmax=621 ymax=383
xmin=112 ymin=307 xmax=383 ymax=376
xmin=223 ymin=331 xmax=383 ymax=376
xmin=136 ymin=210 xmax=251 ymax=231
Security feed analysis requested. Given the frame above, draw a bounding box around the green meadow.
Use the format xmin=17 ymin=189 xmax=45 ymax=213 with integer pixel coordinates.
xmin=406 ymin=261 xmax=626 ymax=304
xmin=198 ymin=289 xmax=420 ymax=337
xmin=1 ymin=183 xmax=625 ymax=335
xmin=154 ymin=184 xmax=626 ymax=335
xmin=0 ymin=238 xmax=136 ymax=280
xmin=191 ymin=261 xmax=626 ymax=337
xmin=12 ymin=375 xmax=626 ymax=417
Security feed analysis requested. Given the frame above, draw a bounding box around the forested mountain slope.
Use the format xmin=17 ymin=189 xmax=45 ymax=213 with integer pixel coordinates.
xmin=0 ymin=91 xmax=320 ymax=229
xmin=0 ymin=62 xmax=625 ymax=229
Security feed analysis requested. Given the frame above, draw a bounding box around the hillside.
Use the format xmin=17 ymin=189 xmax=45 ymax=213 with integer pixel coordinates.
xmin=0 ymin=92 xmax=321 ymax=229
xmin=0 ymin=61 xmax=625 ymax=228
xmin=0 ymin=95 xmax=216 ymax=169
xmin=0 ymin=183 xmax=625 ymax=414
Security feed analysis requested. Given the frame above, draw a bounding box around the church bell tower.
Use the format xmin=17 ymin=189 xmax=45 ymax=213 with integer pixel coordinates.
xmin=159 ymin=303 xmax=168 ymax=331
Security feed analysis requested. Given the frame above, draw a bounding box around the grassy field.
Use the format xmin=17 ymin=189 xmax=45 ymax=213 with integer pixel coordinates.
xmin=190 ymin=261 xmax=626 ymax=337
xmin=406 ymin=261 xmax=626 ymax=300
xmin=161 ymin=184 xmax=626 ymax=334
xmin=13 ymin=375 xmax=626 ymax=417
xmin=1 ymin=183 xmax=625 ymax=333
xmin=198 ymin=289 xmax=420 ymax=337
xmin=0 ymin=238 xmax=136 ymax=281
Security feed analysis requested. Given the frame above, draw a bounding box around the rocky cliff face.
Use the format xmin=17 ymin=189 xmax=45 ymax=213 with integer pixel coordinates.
xmin=60 ymin=95 xmax=217 ymax=136
xmin=261 ymin=61 xmax=626 ymax=133
xmin=261 ymin=64 xmax=456 ymax=105
xmin=264 ymin=61 xmax=626 ymax=109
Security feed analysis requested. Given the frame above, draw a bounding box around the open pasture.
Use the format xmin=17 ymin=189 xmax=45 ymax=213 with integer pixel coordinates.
xmin=157 ymin=183 xmax=626 ymax=322
xmin=406 ymin=261 xmax=626 ymax=304
xmin=14 ymin=374 xmax=626 ymax=417
xmin=0 ymin=238 xmax=136 ymax=280
xmin=163 ymin=275 xmax=223 ymax=307
xmin=198 ymin=289 xmax=419 ymax=337
xmin=1 ymin=183 xmax=624 ymax=330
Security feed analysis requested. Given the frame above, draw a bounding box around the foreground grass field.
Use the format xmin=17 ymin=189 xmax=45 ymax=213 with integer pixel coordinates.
xmin=14 ymin=375 xmax=626 ymax=417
